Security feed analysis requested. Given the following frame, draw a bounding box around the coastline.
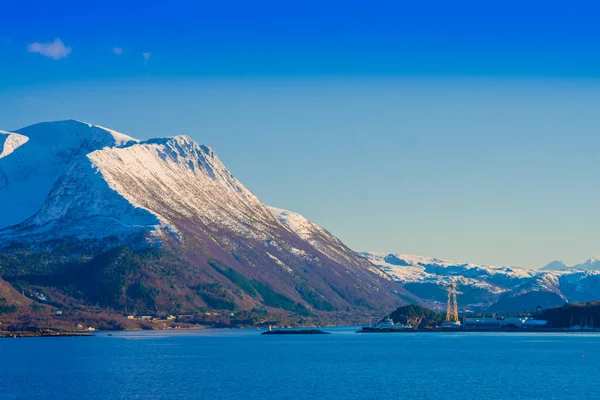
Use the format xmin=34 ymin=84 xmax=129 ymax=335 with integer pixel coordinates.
xmin=0 ymin=330 xmax=94 ymax=338
xmin=357 ymin=327 xmax=600 ymax=333
xmin=4 ymin=325 xmax=600 ymax=338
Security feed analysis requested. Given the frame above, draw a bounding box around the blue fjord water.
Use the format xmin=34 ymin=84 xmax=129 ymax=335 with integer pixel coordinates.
xmin=1 ymin=328 xmax=600 ymax=400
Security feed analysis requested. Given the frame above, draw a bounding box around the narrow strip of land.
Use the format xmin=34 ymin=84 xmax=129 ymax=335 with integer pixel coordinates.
xmin=0 ymin=331 xmax=93 ymax=338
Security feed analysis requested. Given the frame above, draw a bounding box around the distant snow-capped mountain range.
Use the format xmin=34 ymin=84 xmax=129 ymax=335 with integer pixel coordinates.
xmin=360 ymin=251 xmax=600 ymax=313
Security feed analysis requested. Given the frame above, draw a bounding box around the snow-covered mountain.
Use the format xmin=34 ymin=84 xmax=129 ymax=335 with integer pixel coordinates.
xmin=360 ymin=251 xmax=600 ymax=313
xmin=0 ymin=120 xmax=137 ymax=229
xmin=0 ymin=120 xmax=411 ymax=326
xmin=1 ymin=134 xmax=270 ymax=245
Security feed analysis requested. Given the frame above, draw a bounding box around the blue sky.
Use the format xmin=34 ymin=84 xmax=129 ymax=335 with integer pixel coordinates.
xmin=2 ymin=1 xmax=600 ymax=268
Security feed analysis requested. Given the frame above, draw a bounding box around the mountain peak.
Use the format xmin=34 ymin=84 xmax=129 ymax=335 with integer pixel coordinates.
xmin=540 ymin=260 xmax=568 ymax=271
xmin=539 ymin=257 xmax=600 ymax=271
xmin=143 ymin=135 xmax=212 ymax=160
xmin=582 ymin=257 xmax=600 ymax=269
xmin=0 ymin=120 xmax=138 ymax=229
xmin=14 ymin=119 xmax=138 ymax=148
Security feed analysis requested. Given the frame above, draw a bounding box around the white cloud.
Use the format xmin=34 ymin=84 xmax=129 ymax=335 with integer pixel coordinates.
xmin=143 ymin=52 xmax=152 ymax=65
xmin=28 ymin=38 xmax=71 ymax=60
xmin=112 ymin=47 xmax=123 ymax=55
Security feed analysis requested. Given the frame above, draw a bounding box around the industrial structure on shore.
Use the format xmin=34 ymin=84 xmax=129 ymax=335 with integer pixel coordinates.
xmin=440 ymin=280 xmax=549 ymax=330
xmin=440 ymin=280 xmax=462 ymax=329
xmin=358 ymin=279 xmax=562 ymax=333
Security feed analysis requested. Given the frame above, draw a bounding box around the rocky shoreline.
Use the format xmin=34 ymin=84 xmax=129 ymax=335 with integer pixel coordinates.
xmin=0 ymin=330 xmax=93 ymax=338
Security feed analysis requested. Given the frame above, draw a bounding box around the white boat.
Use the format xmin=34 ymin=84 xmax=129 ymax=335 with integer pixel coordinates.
xmin=360 ymin=317 xmax=406 ymax=332
xmin=376 ymin=317 xmax=396 ymax=329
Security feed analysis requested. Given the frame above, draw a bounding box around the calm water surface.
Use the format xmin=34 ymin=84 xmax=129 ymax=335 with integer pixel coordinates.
xmin=1 ymin=327 xmax=600 ymax=399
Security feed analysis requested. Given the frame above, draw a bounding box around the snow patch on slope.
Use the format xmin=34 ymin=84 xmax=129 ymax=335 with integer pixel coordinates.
xmin=268 ymin=207 xmax=391 ymax=280
xmin=266 ymin=252 xmax=293 ymax=274
xmin=269 ymin=207 xmax=331 ymax=243
xmin=0 ymin=131 xmax=29 ymax=159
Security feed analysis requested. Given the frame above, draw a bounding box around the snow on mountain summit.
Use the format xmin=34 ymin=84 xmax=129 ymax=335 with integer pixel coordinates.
xmin=15 ymin=119 xmax=138 ymax=148
xmin=76 ymin=135 xmax=271 ymax=236
xmin=0 ymin=120 xmax=140 ymax=229
xmin=1 ymin=130 xmax=275 ymax=245
xmin=0 ymin=120 xmax=291 ymax=247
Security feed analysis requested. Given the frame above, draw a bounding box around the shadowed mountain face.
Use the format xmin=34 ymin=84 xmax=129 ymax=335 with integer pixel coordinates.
xmin=0 ymin=120 xmax=414 ymax=327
